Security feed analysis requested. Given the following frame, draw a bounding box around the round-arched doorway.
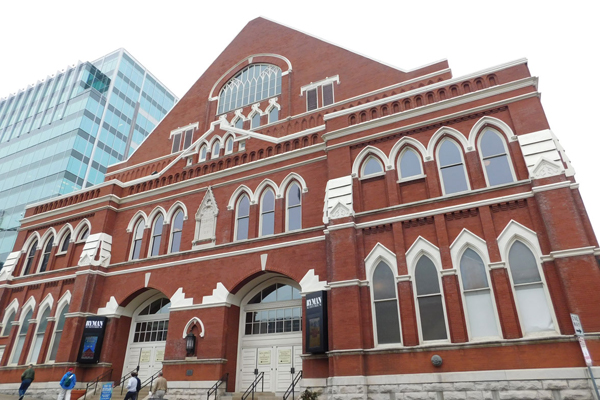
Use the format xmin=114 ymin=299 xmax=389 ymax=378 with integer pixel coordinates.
xmin=237 ymin=279 xmax=303 ymax=393
xmin=122 ymin=294 xmax=171 ymax=381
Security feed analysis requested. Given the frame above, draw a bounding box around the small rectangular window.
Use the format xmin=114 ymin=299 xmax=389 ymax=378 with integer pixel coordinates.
xmin=307 ymin=88 xmax=318 ymax=111
xmin=171 ymin=133 xmax=181 ymax=153
xmin=183 ymin=129 xmax=193 ymax=149
xmin=322 ymin=83 xmax=334 ymax=106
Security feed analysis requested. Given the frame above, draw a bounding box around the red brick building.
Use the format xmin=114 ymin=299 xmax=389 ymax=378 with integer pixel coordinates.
xmin=1 ymin=17 xmax=599 ymax=400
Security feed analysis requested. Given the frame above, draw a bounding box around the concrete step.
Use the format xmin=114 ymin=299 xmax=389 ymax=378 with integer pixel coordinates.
xmin=224 ymin=392 xmax=280 ymax=400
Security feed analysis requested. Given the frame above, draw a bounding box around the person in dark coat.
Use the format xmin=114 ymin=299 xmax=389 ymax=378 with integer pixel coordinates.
xmin=19 ymin=364 xmax=35 ymax=400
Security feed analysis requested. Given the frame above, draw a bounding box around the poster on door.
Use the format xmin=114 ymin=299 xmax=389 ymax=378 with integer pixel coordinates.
xmin=140 ymin=349 xmax=151 ymax=363
xmin=258 ymin=350 xmax=271 ymax=365
xmin=155 ymin=350 xmax=165 ymax=362
xmin=278 ymin=349 xmax=291 ymax=364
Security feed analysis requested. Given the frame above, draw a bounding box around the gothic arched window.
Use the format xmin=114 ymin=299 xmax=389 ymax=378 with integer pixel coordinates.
xmin=218 ymin=64 xmax=282 ymax=114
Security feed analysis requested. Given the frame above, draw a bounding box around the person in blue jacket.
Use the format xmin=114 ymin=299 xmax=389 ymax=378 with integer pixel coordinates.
xmin=57 ymin=368 xmax=76 ymax=400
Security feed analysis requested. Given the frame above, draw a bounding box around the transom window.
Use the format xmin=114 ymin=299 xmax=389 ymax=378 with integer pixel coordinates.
xmin=134 ymin=298 xmax=170 ymax=343
xmin=139 ymin=298 xmax=171 ymax=315
xmin=245 ymin=283 xmax=302 ymax=335
xmin=218 ymin=64 xmax=282 ymax=115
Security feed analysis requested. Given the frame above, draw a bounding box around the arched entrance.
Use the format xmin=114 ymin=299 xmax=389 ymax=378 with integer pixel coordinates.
xmin=122 ymin=293 xmax=171 ymax=381
xmin=237 ymin=278 xmax=303 ymax=393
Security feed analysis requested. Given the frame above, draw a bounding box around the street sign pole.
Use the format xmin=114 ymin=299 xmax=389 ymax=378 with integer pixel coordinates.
xmin=571 ymin=314 xmax=600 ymax=400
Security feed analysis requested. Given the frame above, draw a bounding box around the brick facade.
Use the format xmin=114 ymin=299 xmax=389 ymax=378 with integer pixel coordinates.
xmin=1 ymin=17 xmax=599 ymax=400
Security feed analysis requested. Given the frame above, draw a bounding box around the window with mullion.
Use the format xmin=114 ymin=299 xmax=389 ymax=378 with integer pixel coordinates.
xmin=150 ymin=215 xmax=164 ymax=256
xmin=438 ymin=140 xmax=469 ymax=194
xmin=131 ymin=220 xmax=144 ymax=260
xmin=236 ymin=195 xmax=250 ymax=241
xmin=11 ymin=309 xmax=33 ymax=364
xmin=415 ymin=255 xmax=448 ymax=342
xmin=28 ymin=307 xmax=50 ymax=363
xmin=23 ymin=240 xmax=38 ymax=276
xmin=170 ymin=211 xmax=184 ymax=253
xmin=260 ymin=189 xmax=275 ymax=236
xmin=38 ymin=237 xmax=53 ymax=273
xmin=480 ymin=129 xmax=514 ymax=186
xmin=372 ymin=262 xmax=401 ymax=345
xmin=48 ymin=304 xmax=69 ymax=362
xmin=286 ymin=183 xmax=302 ymax=231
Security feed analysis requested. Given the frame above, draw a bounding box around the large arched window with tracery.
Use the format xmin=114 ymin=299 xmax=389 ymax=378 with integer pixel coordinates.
xmin=245 ymin=283 xmax=302 ymax=335
xmin=218 ymin=64 xmax=282 ymax=114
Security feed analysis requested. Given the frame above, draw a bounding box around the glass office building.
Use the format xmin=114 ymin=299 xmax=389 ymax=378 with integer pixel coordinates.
xmin=0 ymin=49 xmax=177 ymax=266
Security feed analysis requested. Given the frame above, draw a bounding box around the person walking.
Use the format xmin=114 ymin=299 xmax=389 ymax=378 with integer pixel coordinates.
xmin=57 ymin=368 xmax=76 ymax=400
xmin=19 ymin=364 xmax=35 ymax=400
xmin=124 ymin=372 xmax=139 ymax=400
xmin=149 ymin=372 xmax=167 ymax=400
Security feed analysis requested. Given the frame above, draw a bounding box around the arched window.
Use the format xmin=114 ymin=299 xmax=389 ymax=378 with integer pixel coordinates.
xmin=149 ymin=215 xmax=164 ymax=257
xmin=398 ymin=148 xmax=423 ymax=179
xmin=59 ymin=232 xmax=71 ymax=253
xmin=134 ymin=298 xmax=171 ymax=343
xmin=236 ymin=195 xmax=250 ymax=241
xmin=199 ymin=145 xmax=207 ymax=162
xmin=211 ymin=141 xmax=221 ymax=159
xmin=414 ymin=256 xmax=448 ymax=342
xmin=38 ymin=237 xmax=53 ymax=273
xmin=508 ymin=241 xmax=555 ymax=334
xmin=362 ymin=156 xmax=384 ymax=177
xmin=286 ymin=183 xmax=302 ymax=231
xmin=260 ymin=189 xmax=275 ymax=236
xmin=245 ymin=283 xmax=301 ymax=335
xmin=438 ymin=139 xmax=469 ymax=194
xmin=225 ymin=137 xmax=234 ymax=155
xmin=130 ymin=219 xmax=144 ymax=260
xmin=459 ymin=249 xmax=499 ymax=339
xmin=78 ymin=226 xmax=90 ymax=241
xmin=479 ymin=129 xmax=514 ymax=186
xmin=251 ymin=113 xmax=261 ymax=129
xmin=22 ymin=240 xmax=38 ymax=276
xmin=48 ymin=304 xmax=69 ymax=362
xmin=28 ymin=307 xmax=51 ymax=363
xmin=218 ymin=64 xmax=282 ymax=114
xmin=11 ymin=308 xmax=33 ymax=364
xmin=1 ymin=309 xmax=16 ymax=336
xmin=170 ymin=210 xmax=184 ymax=253
xmin=372 ymin=262 xmax=401 ymax=345
xmin=234 ymin=118 xmax=244 ymax=129
xmin=268 ymin=107 xmax=279 ymax=124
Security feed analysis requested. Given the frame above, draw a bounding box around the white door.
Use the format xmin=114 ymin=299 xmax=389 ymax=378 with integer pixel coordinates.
xmin=124 ymin=344 xmax=165 ymax=382
xmin=274 ymin=345 xmax=302 ymax=392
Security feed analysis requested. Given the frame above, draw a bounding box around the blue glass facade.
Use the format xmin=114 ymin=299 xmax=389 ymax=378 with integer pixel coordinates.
xmin=0 ymin=49 xmax=177 ymax=266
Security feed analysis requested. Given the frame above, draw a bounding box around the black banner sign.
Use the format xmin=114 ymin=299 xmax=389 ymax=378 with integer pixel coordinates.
xmin=77 ymin=316 xmax=108 ymax=364
xmin=305 ymin=291 xmax=328 ymax=354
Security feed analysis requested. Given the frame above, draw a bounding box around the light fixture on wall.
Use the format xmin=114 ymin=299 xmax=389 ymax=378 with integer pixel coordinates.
xmin=186 ymin=332 xmax=196 ymax=356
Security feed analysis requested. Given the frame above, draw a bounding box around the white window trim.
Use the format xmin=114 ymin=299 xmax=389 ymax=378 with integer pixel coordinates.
xmin=477 ymin=127 xmax=517 ymax=187
xmin=211 ymin=137 xmax=223 ymax=159
xmin=397 ymin=174 xmax=426 ymax=184
xmin=397 ymin=147 xmax=425 ymax=181
xmin=352 ymin=146 xmax=391 ymax=178
xmin=8 ymin=296 xmax=36 ymax=365
xmin=45 ymin=291 xmax=71 ymax=363
xmin=74 ymin=219 xmax=92 ymax=243
xmin=224 ymin=135 xmax=235 ymax=155
xmin=36 ymin=236 xmax=55 ymax=274
xmin=22 ymin=240 xmax=39 ymax=277
xmin=321 ymin=83 xmax=335 ymax=106
xmin=129 ymin=219 xmax=145 ymax=260
xmin=147 ymin=213 xmax=165 ymax=258
xmin=497 ymin=220 xmax=559 ymax=337
xmin=0 ymin=299 xmax=19 ymax=337
xmin=27 ymin=299 xmax=53 ymax=364
xmin=360 ymin=156 xmax=386 ymax=179
xmin=450 ymin=229 xmax=502 ymax=341
xmin=56 ymin=228 xmax=72 ymax=256
xmin=406 ymin=236 xmax=451 ymax=345
xmin=364 ymin=243 xmax=403 ymax=347
xmin=258 ymin=187 xmax=276 ymax=238
xmin=168 ymin=209 xmax=185 ymax=254
xmin=199 ymin=143 xmax=208 ymax=162
xmin=300 ymin=75 xmax=340 ymax=95
xmin=285 ymin=182 xmax=302 ymax=232
xmin=234 ymin=194 xmax=251 ymax=242
xmin=436 ymin=138 xmax=472 ymax=196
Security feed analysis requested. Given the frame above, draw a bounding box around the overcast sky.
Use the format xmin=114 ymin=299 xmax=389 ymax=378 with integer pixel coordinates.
xmin=1 ymin=0 xmax=599 ymax=236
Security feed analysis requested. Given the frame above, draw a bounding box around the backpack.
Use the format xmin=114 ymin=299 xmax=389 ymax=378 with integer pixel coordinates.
xmin=136 ymin=377 xmax=141 ymax=392
xmin=64 ymin=374 xmax=72 ymax=387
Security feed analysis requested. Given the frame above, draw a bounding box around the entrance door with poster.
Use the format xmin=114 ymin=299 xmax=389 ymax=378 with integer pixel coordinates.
xmin=123 ymin=296 xmax=170 ymax=382
xmin=238 ymin=282 xmax=303 ymax=393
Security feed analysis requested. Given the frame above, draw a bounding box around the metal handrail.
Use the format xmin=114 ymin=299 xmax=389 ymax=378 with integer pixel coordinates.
xmin=241 ymin=372 xmax=264 ymax=400
xmin=207 ymin=373 xmax=229 ymax=400
xmin=283 ymin=371 xmax=303 ymax=400
xmin=141 ymin=369 xmax=163 ymax=391
xmin=118 ymin=367 xmax=139 ymax=395
xmin=83 ymin=369 xmax=113 ymax=400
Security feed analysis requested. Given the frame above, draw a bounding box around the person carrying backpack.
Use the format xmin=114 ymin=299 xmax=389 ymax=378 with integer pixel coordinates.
xmin=135 ymin=373 xmax=142 ymax=400
xmin=57 ymin=368 xmax=76 ymax=400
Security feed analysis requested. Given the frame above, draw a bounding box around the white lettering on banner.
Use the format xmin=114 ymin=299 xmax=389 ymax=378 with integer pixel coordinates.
xmin=86 ymin=320 xmax=104 ymax=329
xmin=306 ymin=297 xmax=322 ymax=309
